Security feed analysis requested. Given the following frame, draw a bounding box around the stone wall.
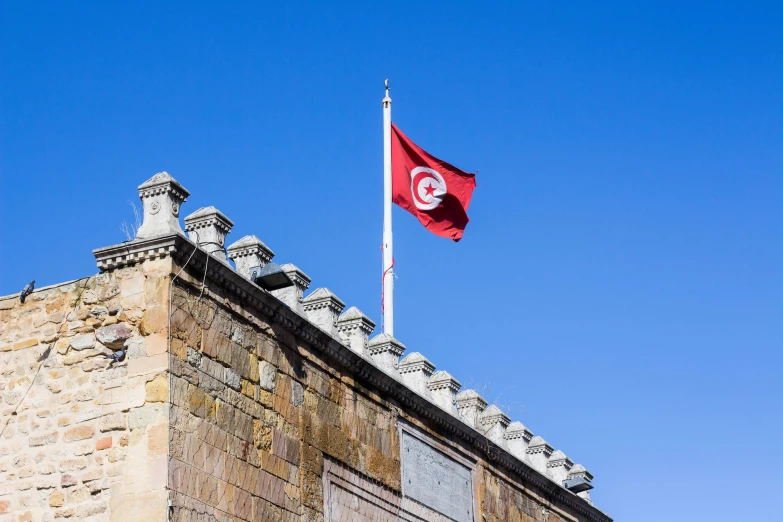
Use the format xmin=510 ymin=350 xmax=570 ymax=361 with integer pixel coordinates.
xmin=166 ymin=268 xmax=401 ymax=522
xmin=161 ymin=249 xmax=602 ymax=522
xmin=0 ymin=259 xmax=173 ymax=522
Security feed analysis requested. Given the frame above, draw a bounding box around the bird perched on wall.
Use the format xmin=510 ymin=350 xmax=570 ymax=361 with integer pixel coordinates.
xmin=105 ymin=347 xmax=126 ymax=364
xmin=20 ymin=280 xmax=35 ymax=303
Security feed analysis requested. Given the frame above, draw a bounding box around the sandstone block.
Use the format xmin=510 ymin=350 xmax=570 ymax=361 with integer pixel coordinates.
xmin=14 ymin=338 xmax=38 ymax=351
xmin=64 ymin=424 xmax=95 ymax=442
xmin=145 ymin=374 xmax=168 ymax=403
xmin=146 ymin=331 xmax=168 ymax=356
xmin=49 ymin=490 xmax=64 ymax=507
xmin=147 ymin=423 xmax=167 ymax=456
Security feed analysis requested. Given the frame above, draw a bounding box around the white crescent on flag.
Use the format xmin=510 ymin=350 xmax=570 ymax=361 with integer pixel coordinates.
xmin=410 ymin=166 xmax=447 ymax=210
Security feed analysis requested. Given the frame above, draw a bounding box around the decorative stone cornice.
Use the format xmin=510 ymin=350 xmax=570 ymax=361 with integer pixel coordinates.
xmin=427 ymin=370 xmax=462 ymax=394
xmin=505 ymin=421 xmax=533 ymax=442
xmin=367 ymin=333 xmax=405 ymax=375
xmin=480 ymin=404 xmax=510 ymax=429
xmin=93 ymin=234 xmax=182 ymax=271
xmin=548 ymin=450 xmax=574 ymax=469
xmin=398 ymin=352 xmax=435 ymax=376
xmin=227 ymin=235 xmax=275 ymax=278
xmin=91 ymin=230 xmax=611 ymax=522
xmin=135 ymin=172 xmax=190 ymax=240
xmin=569 ymin=464 xmax=593 ymax=480
xmin=281 ymin=263 xmax=311 ymax=289
xmin=527 ymin=436 xmax=554 ymax=456
xmin=184 ymin=206 xmax=234 ymax=261
xmin=336 ymin=306 xmax=375 ymax=355
xmin=398 ymin=352 xmax=435 ymax=397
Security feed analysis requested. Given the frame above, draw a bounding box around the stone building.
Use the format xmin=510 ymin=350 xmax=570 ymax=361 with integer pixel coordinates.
xmin=0 ymin=172 xmax=612 ymax=522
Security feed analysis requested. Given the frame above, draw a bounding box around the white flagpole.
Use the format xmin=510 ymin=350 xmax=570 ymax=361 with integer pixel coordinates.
xmin=382 ymin=80 xmax=394 ymax=335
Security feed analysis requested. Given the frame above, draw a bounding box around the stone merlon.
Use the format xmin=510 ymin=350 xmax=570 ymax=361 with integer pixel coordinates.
xmin=271 ymin=263 xmax=311 ymax=314
xmin=184 ymin=206 xmax=234 ymax=261
xmin=227 ymin=234 xmax=275 ymax=278
xmin=480 ymin=404 xmax=511 ymax=447
xmin=302 ymin=287 xmax=345 ymax=336
xmin=455 ymin=389 xmax=488 ymax=429
xmin=135 ymin=171 xmax=190 ymax=239
xmin=398 ymin=352 xmax=435 ymax=397
xmin=367 ymin=333 xmax=405 ymax=375
xmin=427 ymin=370 xmax=461 ymax=414
xmin=336 ymin=306 xmax=375 ymax=355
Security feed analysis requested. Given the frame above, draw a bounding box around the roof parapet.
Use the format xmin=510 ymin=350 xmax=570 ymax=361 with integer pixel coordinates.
xmin=135 ymin=172 xmax=190 ymax=240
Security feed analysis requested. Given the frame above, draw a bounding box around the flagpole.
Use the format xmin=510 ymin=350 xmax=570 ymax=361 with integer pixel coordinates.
xmin=382 ymin=79 xmax=394 ymax=335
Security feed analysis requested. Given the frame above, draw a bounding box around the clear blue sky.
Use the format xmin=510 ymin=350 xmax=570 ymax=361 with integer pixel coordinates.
xmin=1 ymin=2 xmax=781 ymax=520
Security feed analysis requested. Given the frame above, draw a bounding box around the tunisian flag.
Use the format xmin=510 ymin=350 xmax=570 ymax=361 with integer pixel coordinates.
xmin=391 ymin=123 xmax=476 ymax=241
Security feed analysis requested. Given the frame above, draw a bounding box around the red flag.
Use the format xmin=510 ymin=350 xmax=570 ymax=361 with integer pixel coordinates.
xmin=391 ymin=123 xmax=476 ymax=241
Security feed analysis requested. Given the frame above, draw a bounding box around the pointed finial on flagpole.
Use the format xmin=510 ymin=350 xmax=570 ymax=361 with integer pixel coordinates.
xmin=383 ymin=79 xmax=391 ymax=107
